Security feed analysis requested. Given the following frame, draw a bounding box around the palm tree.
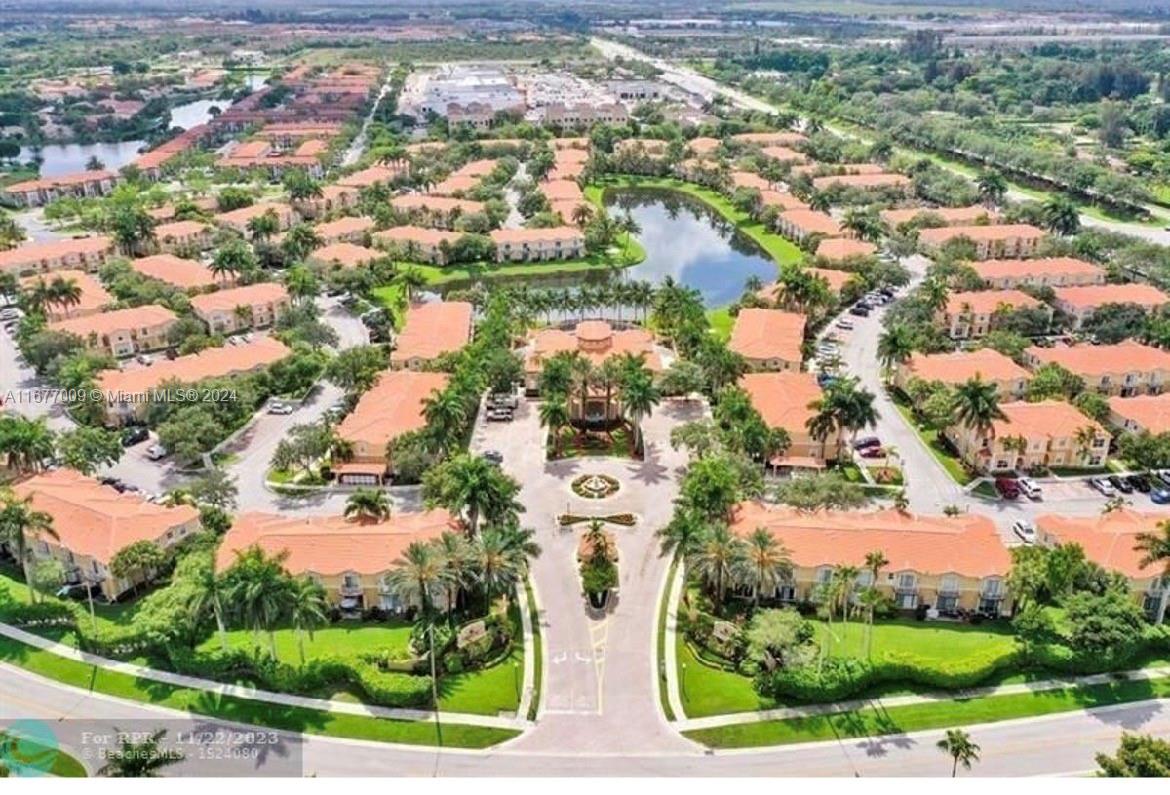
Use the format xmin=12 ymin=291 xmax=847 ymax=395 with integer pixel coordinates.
xmin=436 ymin=531 xmax=475 ymax=620
xmin=96 ymin=729 xmax=183 ymax=777
xmin=976 ymin=170 xmax=1007 ymax=208
xmin=618 ymin=363 xmax=662 ymax=457
xmin=571 ymin=203 xmax=594 ymax=229
xmin=184 ymin=555 xmax=230 ymax=652
xmin=422 ymin=388 xmax=468 ymax=456
xmin=953 ymin=377 xmax=1006 ymax=450
xmin=247 ymin=209 xmax=280 ymax=243
xmin=288 ymin=575 xmax=329 ymax=665
xmin=385 ymin=541 xmax=450 ymax=617
xmin=395 ymin=267 xmax=428 ymax=304
xmin=474 ymin=527 xmax=526 ymax=612
xmin=539 ymin=396 xmax=571 ymax=457
xmin=423 ymin=453 xmax=522 ymax=537
xmin=920 ymin=277 xmax=950 ymax=314
xmin=48 ymin=276 xmax=82 ymax=318
xmin=937 ymin=729 xmax=981 ymax=777
xmin=1041 ymin=195 xmax=1080 ymax=236
xmin=739 ymin=528 xmax=792 ymax=608
xmin=0 ymin=492 xmax=57 ymax=603
xmin=876 ymin=324 xmax=915 ymax=381
xmin=862 ymin=549 xmax=889 ymax=657
xmin=344 ymin=487 xmax=391 ymax=523
xmin=807 ymin=191 xmax=831 ymax=213
xmin=1073 ymin=425 xmax=1099 ymax=465
xmin=1135 ymin=521 xmax=1170 ymax=625
xmin=209 ymin=238 xmax=253 ymax=284
xmin=656 ymin=508 xmax=708 ymax=560
xmin=688 ymin=524 xmax=745 ymax=609
xmin=0 ymin=415 xmax=56 ymax=475
xmin=222 ymin=547 xmax=292 ymax=658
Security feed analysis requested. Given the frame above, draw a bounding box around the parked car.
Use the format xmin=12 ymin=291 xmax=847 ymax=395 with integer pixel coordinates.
xmin=852 ymin=436 xmax=881 ymax=450
xmin=1011 ymin=519 xmax=1036 ymax=544
xmin=0 ymin=307 xmax=23 ymax=322
xmin=121 ymin=426 xmax=149 ymax=447
xmin=1152 ymin=487 xmax=1170 ymax=505
xmin=488 ymin=392 xmax=518 ymax=409
xmin=482 ymin=450 xmax=503 ymax=465
xmin=486 ymin=406 xmax=513 ymax=422
xmin=1128 ymin=474 xmax=1152 ymax=493
xmin=995 ymin=477 xmax=1020 ymax=499
xmin=848 ymin=304 xmax=870 ymax=317
xmin=145 ymin=444 xmax=168 ymax=461
xmin=135 ymin=353 xmax=153 ymax=365
xmin=1090 ymin=477 xmax=1117 ymax=497
xmin=1156 ymin=470 xmax=1170 ymax=488
xmin=835 ymin=318 xmax=854 ymax=331
xmin=858 ymin=446 xmax=885 ymax=459
xmin=1017 ymin=477 xmax=1042 ymax=500
xmin=268 ymin=401 xmax=293 ymax=415
xmin=1108 ymin=475 xmax=1133 ymax=494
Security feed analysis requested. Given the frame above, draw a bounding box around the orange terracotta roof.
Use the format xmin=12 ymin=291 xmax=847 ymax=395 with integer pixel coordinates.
xmin=190 ymin=283 xmax=288 ymax=315
xmin=732 ymin=171 xmax=770 ymax=191
xmin=4 ymin=170 xmax=118 ymax=193
xmin=374 ymin=225 xmax=463 ymax=248
xmin=49 ymin=304 xmax=176 ymax=337
xmin=214 ymin=202 xmax=294 ymax=227
xmin=812 ymin=173 xmax=910 ymax=190
xmin=0 ymin=237 xmax=114 ymax=273
xmin=526 ymin=321 xmax=662 ymax=372
xmin=154 ymin=220 xmax=211 ymax=240
xmin=1054 ymin=283 xmax=1170 ymax=312
xmin=452 ymin=159 xmax=497 ymax=179
xmin=970 ymin=256 xmax=1104 ymax=283
xmin=688 ymin=137 xmax=721 ymax=155
xmin=760 ymin=145 xmax=805 ymax=163
xmin=779 ymin=209 xmax=841 ymax=237
xmin=918 ymin=223 xmax=1045 ymax=245
xmin=314 ymin=215 xmax=374 ymax=239
xmin=946 ymin=289 xmax=1041 ymax=316
xmin=1034 ymin=509 xmax=1167 ymax=579
xmin=130 ymin=254 xmax=217 ymax=290
xmin=1025 ymin=340 xmax=1170 ymax=377
xmin=337 ymin=369 xmax=450 ymax=449
xmin=390 ymin=301 xmax=473 ymax=365
xmin=20 ymin=270 xmax=111 ymax=316
xmin=1108 ymin=393 xmax=1170 ymax=434
xmin=758 ymin=190 xmax=808 ymax=211
xmin=541 ymin=180 xmax=584 ymax=202
xmin=229 ymin=140 xmax=271 ymax=159
xmin=293 ymin=139 xmax=328 ymax=157
xmin=13 ymin=469 xmax=199 ymax=565
xmin=902 ymin=348 xmax=1030 ymax=386
xmin=97 ymin=337 xmax=290 ymax=396
xmin=339 ymin=163 xmax=408 ymax=188
xmin=740 ymin=371 xmax=822 ymax=434
xmin=807 ymin=267 xmax=855 ymax=292
xmin=308 ymin=242 xmax=382 ymax=268
xmin=216 ymin=509 xmax=458 ymax=577
xmin=729 ymin=308 xmax=805 ymax=362
xmin=730 ymin=502 xmax=1010 ymax=578
xmin=815 ymin=238 xmax=876 ymax=261
xmin=991 ymin=400 xmax=1105 ymax=440
xmin=489 ymin=226 xmax=584 ymax=246
xmin=733 ymin=131 xmax=806 ymax=146
xmin=431 ymin=175 xmax=480 ymax=195
xmin=391 ymin=194 xmax=485 ymax=215
xmin=881 ymin=205 xmax=998 ymax=227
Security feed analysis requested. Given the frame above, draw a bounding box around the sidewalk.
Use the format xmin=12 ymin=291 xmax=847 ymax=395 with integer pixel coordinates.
xmin=0 ymin=595 xmax=539 ymax=732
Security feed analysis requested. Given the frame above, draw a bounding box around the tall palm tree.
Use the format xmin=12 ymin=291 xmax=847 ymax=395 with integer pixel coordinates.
xmin=288 ymin=575 xmax=329 ymax=665
xmin=96 ymin=729 xmax=183 ymax=777
xmin=184 ymin=554 xmax=230 ymax=652
xmin=474 ymin=527 xmax=525 ymax=612
xmin=1041 ymin=195 xmax=1080 ymax=236
xmin=538 ymin=396 xmax=571 ymax=458
xmin=423 ymin=388 xmax=468 ymax=456
xmin=385 ymin=541 xmax=450 ymax=617
xmin=876 ymin=324 xmax=915 ymax=380
xmin=738 ymin=528 xmax=792 ymax=608
xmin=423 ymin=454 xmax=522 ymax=537
xmin=1135 ymin=521 xmax=1170 ymax=625
xmin=436 ymin=531 xmax=475 ymax=620
xmin=395 ymin=267 xmax=428 ymax=304
xmin=618 ymin=364 xmax=662 ymax=457
xmin=343 ymin=487 xmax=392 ymax=523
xmin=48 ymin=276 xmax=82 ymax=318
xmin=247 ymin=209 xmax=280 ymax=243
xmin=0 ymin=491 xmax=57 ymax=603
xmin=688 ymin=524 xmax=746 ymax=609
xmin=976 ymin=170 xmax=1007 ymax=208
xmin=919 ymin=277 xmax=950 ymax=315
xmin=807 ymin=191 xmax=831 ymax=213
xmin=0 ymin=415 xmax=56 ymax=476
xmin=222 ymin=547 xmax=292 ymax=658
xmin=862 ymin=549 xmax=889 ymax=658
xmin=952 ymin=377 xmax=1006 ymax=450
xmin=937 ymin=729 xmax=981 ymax=777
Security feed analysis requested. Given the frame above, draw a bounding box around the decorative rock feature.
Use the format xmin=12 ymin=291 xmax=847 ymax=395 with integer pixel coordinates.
xmin=571 ymin=473 xmax=620 ymax=499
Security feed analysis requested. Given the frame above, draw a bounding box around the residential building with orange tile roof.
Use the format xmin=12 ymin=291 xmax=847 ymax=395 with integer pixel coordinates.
xmin=758 ymin=190 xmax=809 ymax=212
xmin=942 ymin=289 xmax=1048 ymax=339
xmin=390 ymin=301 xmax=474 ymax=370
xmin=540 ymin=179 xmax=585 ymax=204
xmin=314 ymin=215 xmax=374 ymax=245
xmin=732 ymin=131 xmax=807 ymax=147
xmin=451 ymin=159 xmax=498 ymax=179
xmin=687 ymin=136 xmax=721 ymax=156
xmin=431 ymin=174 xmax=481 ymax=196
xmin=489 ymin=226 xmax=585 ymax=263
xmin=216 ymin=509 xmax=459 ymax=606
xmin=1034 ymin=510 xmax=1170 ymax=617
xmin=390 ymin=194 xmax=486 ymax=229
xmin=20 ymin=270 xmax=111 ymax=320
xmin=760 ymin=145 xmax=806 ymax=164
xmin=811 ymin=173 xmax=911 ymax=192
xmin=293 ymin=184 xmax=360 ymax=218
xmin=373 ymin=225 xmax=464 ymax=265
xmin=1024 ymin=340 xmax=1170 ymax=397
xmin=729 ymin=502 xmax=1012 ymax=614
xmin=814 ymin=237 xmax=877 ymax=262
xmin=307 ymin=242 xmax=383 ymax=270
xmin=1053 ymin=283 xmax=1170 ymax=330
xmin=153 ymin=219 xmax=214 ymax=254
xmin=49 ymin=305 xmax=177 ymax=357
xmin=13 ymin=469 xmax=200 ymax=600
xmin=338 ymin=162 xmax=410 ymax=189
xmin=969 ymin=256 xmax=1105 ymax=290
xmin=728 ymin=308 xmax=806 ymax=371
xmin=894 ymin=348 xmax=1031 ymax=400
xmin=130 ymin=254 xmax=218 ymax=292
xmin=213 ymin=202 xmax=297 ymax=238
xmin=524 ymin=320 xmax=662 ymax=419
xmin=740 ymin=371 xmax=827 ymax=469
xmin=0 ymin=237 xmax=115 ymax=277
xmin=190 ymin=282 xmax=290 ymax=334
xmin=946 ymin=399 xmax=1111 ymax=473
xmin=775 ymin=208 xmax=842 ymax=242
xmin=97 ymin=337 xmax=291 ymax=423
xmin=1 ymin=170 xmax=119 ymax=207
xmin=918 ymin=223 xmax=1046 ymax=259
xmin=335 ymin=370 xmax=450 ymax=482
xmin=731 ymin=171 xmax=771 ymax=191
xmin=1108 ymin=393 xmax=1170 ymax=436
xmin=880 ymin=205 xmax=998 ymax=228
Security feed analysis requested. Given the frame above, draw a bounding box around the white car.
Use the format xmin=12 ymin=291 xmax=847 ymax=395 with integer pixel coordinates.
xmin=835 ymin=318 xmax=854 ymax=331
xmin=145 ymin=444 xmax=167 ymax=461
xmin=268 ymin=401 xmax=293 ymax=415
xmin=1090 ymin=477 xmax=1117 ymax=497
xmin=1011 ymin=519 xmax=1036 ymax=544
xmin=0 ymin=307 xmax=22 ymax=321
xmin=136 ymin=353 xmax=153 ymax=365
xmin=1017 ymin=477 xmax=1042 ymax=500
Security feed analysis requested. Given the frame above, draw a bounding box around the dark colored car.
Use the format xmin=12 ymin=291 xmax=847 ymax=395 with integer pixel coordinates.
xmin=482 ymin=450 xmax=503 ymax=465
xmin=1128 ymin=474 xmax=1152 ymax=493
xmin=121 ymin=426 xmax=149 ymax=447
xmin=852 ymin=436 xmax=881 ymax=450
xmin=995 ymin=477 xmax=1020 ymax=499
xmin=848 ymin=304 xmax=870 ymax=317
xmin=1109 ymin=475 xmax=1134 ymax=494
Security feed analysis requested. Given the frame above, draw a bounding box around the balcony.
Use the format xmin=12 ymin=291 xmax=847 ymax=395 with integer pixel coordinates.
xmin=339 ymin=582 xmax=363 ymax=597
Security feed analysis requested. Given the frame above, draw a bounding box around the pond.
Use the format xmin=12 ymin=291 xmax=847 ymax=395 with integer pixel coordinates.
xmin=607 ymin=188 xmax=777 ymax=307
xmin=170 ymin=98 xmax=219 ymax=130
xmin=20 ymin=140 xmax=146 ymax=178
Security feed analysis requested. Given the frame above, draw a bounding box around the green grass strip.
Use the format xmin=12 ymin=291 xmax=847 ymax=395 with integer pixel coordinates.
xmin=0 ymin=636 xmax=517 ymax=750
xmin=656 ymin=557 xmax=679 ymax=722
xmin=525 ymin=580 xmax=543 ymax=721
xmin=684 ymin=674 xmax=1170 ymax=749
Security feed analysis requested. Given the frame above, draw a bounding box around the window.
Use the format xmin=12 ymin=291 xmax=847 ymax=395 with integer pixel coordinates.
xmin=896 ymin=573 xmax=916 ymax=591
xmin=939 ymin=574 xmax=959 ymax=594
xmin=816 ymin=566 xmax=833 ymax=585
xmin=342 ymin=573 xmax=360 ymax=589
xmin=982 ymin=577 xmax=1003 ymax=597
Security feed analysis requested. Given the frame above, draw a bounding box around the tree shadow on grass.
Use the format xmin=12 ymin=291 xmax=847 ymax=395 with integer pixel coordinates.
xmin=1075 ymin=679 xmax=1163 ymax=730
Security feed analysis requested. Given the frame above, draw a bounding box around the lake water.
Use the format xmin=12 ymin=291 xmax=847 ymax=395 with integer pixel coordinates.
xmin=608 ymin=188 xmax=778 ymax=307
xmin=20 ymin=140 xmax=146 ymax=177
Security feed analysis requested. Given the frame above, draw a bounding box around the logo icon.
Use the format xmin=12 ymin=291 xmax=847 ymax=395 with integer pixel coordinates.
xmin=0 ymin=719 xmax=60 ymax=777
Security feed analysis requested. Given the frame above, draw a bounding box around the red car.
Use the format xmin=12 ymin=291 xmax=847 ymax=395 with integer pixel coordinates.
xmin=995 ymin=477 xmax=1020 ymax=499
xmin=858 ymin=446 xmax=885 ymax=459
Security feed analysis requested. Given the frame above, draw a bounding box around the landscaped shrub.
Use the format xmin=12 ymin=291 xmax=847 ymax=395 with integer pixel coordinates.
xmin=0 ymin=600 xmax=73 ymax=627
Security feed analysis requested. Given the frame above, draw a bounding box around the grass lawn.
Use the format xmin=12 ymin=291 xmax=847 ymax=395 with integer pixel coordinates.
xmin=439 ymin=642 xmax=523 ymax=715
xmin=706 ymin=307 xmax=734 ymax=341
xmin=811 ymin=617 xmax=1018 ymax=665
xmin=684 ymin=674 xmax=1170 ymax=749
xmin=548 ymin=426 xmax=634 ymax=459
xmin=677 ymin=632 xmax=775 ymax=717
xmin=0 ymin=636 xmax=516 ymax=749
xmin=524 ymin=579 xmax=542 ymax=721
xmin=0 ymin=565 xmax=142 ymax=643
xmin=657 ymin=558 xmax=678 ymax=721
xmin=195 ymin=622 xmax=414 ymax=664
